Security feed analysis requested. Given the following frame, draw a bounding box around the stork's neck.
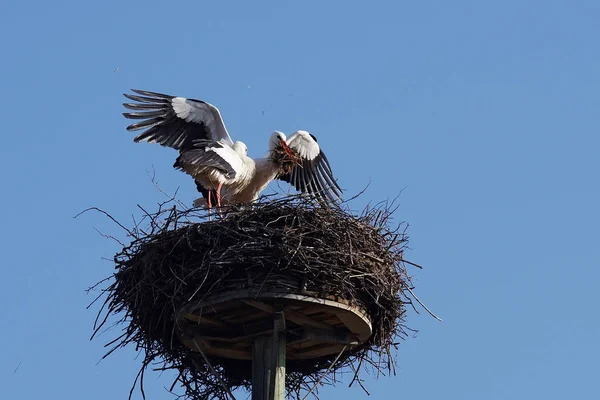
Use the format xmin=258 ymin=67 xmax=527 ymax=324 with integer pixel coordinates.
xmin=254 ymin=157 xmax=280 ymax=182
xmin=250 ymin=157 xmax=280 ymax=196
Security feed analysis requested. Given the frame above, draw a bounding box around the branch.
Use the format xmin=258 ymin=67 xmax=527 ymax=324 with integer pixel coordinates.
xmin=403 ymin=285 xmax=443 ymax=322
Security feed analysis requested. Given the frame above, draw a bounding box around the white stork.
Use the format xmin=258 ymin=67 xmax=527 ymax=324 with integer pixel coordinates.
xmin=122 ymin=89 xmax=342 ymax=207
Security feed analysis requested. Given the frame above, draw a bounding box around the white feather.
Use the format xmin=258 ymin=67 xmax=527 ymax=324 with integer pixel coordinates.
xmin=287 ymin=130 xmax=320 ymax=160
xmin=171 ymin=97 xmax=234 ymax=146
xmin=208 ymin=143 xmax=246 ymax=177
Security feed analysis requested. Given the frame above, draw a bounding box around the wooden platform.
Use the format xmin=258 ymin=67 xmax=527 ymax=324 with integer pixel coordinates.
xmin=176 ymin=289 xmax=372 ymax=361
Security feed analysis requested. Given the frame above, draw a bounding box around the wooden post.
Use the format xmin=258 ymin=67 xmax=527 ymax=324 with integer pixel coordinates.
xmin=252 ymin=312 xmax=286 ymax=400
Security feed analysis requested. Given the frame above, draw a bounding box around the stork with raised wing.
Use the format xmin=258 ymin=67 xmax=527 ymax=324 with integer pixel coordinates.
xmin=122 ymin=89 xmax=342 ymax=208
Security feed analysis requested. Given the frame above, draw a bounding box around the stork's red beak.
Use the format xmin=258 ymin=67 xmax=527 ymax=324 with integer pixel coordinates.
xmin=281 ymin=141 xmax=294 ymax=158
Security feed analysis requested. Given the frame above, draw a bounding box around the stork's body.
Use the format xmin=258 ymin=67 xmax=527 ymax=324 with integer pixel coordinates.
xmin=122 ymin=89 xmax=342 ymax=208
xmin=174 ymin=140 xmax=256 ymax=207
xmin=227 ymin=158 xmax=280 ymax=203
xmin=191 ymin=157 xmax=280 ymax=208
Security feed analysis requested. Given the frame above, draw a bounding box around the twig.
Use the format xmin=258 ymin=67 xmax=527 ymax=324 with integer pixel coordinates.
xmin=348 ymin=361 xmax=370 ymax=395
xmin=403 ymin=285 xmax=443 ymax=322
xmin=94 ymin=227 xmax=126 ymax=247
xmin=401 ymin=258 xmax=424 ymax=269
xmin=302 ymin=345 xmax=348 ymax=400
xmin=192 ymin=339 xmax=237 ymax=400
xmin=74 ymin=207 xmax=136 ymax=238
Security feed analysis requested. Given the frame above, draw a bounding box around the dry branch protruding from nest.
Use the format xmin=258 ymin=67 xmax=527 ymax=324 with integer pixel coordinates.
xmin=89 ymin=195 xmax=417 ymax=400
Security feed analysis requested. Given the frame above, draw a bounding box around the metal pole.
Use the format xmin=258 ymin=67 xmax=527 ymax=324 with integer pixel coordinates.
xmin=252 ymin=312 xmax=286 ymax=400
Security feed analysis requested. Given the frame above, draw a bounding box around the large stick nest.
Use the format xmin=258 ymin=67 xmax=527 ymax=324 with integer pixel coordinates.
xmin=89 ymin=195 xmax=420 ymax=400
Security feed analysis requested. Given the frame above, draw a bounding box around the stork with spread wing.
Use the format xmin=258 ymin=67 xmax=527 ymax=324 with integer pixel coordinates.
xmin=122 ymin=89 xmax=342 ymax=207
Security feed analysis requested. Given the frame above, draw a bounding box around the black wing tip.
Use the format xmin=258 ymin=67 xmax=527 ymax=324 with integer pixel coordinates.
xmin=133 ymin=132 xmax=149 ymax=141
xmin=123 ymin=93 xmax=146 ymax=102
xmin=122 ymin=113 xmax=140 ymax=125
xmin=129 ymin=88 xmax=150 ymax=94
xmin=123 ymin=92 xmax=171 ymax=104
xmin=130 ymin=88 xmax=174 ymax=98
xmin=123 ymin=89 xmax=143 ymax=97
xmin=124 ymin=89 xmax=151 ymax=95
xmin=122 ymin=112 xmax=158 ymax=125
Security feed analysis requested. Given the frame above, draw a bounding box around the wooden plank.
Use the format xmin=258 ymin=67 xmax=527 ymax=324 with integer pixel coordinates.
xmin=180 ymin=337 xmax=252 ymax=360
xmin=270 ymin=312 xmax=286 ymax=400
xmin=319 ymin=315 xmax=342 ymax=325
xmin=289 ymin=327 xmax=359 ymax=346
xmin=241 ymin=299 xmax=275 ymax=314
xmin=301 ymin=306 xmax=330 ymax=315
xmin=252 ymin=315 xmax=286 ymax=400
xmin=335 ymin=310 xmax=372 ymax=341
xmin=202 ymin=343 xmax=252 ymax=360
xmin=182 ymin=313 xmax=229 ymax=328
xmin=284 ymin=346 xmax=301 ymax=360
xmin=288 ymin=339 xmax=320 ymax=351
xmin=293 ymin=342 xmax=346 ymax=359
xmin=242 ymin=318 xmax=276 ymax=337
xmin=181 ymin=290 xmax=371 ymax=329
xmin=213 ymin=303 xmax=259 ymax=321
xmin=177 ymin=290 xmax=374 ymax=362
xmin=252 ymin=335 xmax=270 ymax=399
xmin=284 ymin=308 xmax=334 ymax=330
xmin=232 ymin=311 xmax=272 ymax=324
xmin=180 ymin=333 xmax=241 ymax=344
xmin=179 ymin=317 xmax=276 ymax=342
xmin=241 ymin=300 xmax=332 ymax=330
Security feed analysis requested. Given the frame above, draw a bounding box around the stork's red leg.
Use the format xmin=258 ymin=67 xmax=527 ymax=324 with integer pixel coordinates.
xmin=216 ymin=182 xmax=223 ymax=208
xmin=207 ymin=190 xmax=212 ymax=209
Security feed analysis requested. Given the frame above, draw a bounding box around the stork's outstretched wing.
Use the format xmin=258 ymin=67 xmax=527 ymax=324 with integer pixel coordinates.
xmin=173 ymin=140 xmax=244 ymax=180
xmin=123 ymin=89 xmax=233 ymax=150
xmin=278 ymin=131 xmax=342 ymax=204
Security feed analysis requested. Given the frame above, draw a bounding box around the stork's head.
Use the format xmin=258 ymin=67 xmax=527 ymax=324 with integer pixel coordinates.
xmin=269 ymin=131 xmax=287 ymax=151
xmin=232 ymin=141 xmax=248 ymax=156
xmin=269 ymin=131 xmax=296 ymax=160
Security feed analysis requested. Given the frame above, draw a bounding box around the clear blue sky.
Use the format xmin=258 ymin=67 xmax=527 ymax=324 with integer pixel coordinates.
xmin=1 ymin=1 xmax=598 ymax=399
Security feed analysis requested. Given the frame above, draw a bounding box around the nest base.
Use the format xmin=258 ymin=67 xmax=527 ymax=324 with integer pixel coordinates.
xmin=178 ymin=289 xmax=373 ymax=362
